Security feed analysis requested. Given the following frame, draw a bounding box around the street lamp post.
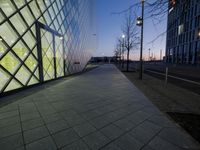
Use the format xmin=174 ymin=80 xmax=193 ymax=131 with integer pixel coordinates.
xmin=148 ymin=48 xmax=151 ymax=61
xmin=119 ymin=42 xmax=122 ymax=65
xmin=137 ymin=0 xmax=145 ymax=80
xmin=122 ymin=34 xmax=125 ymax=68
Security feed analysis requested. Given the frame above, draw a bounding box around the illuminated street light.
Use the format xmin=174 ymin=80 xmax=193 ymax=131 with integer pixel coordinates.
xmin=121 ymin=34 xmax=125 ymax=68
xmin=136 ymin=17 xmax=142 ymax=26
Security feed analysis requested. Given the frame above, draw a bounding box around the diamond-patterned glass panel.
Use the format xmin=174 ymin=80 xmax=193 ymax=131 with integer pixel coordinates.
xmin=28 ymin=76 xmax=38 ymax=86
xmin=15 ymin=0 xmax=25 ymax=9
xmin=15 ymin=66 xmax=31 ymax=85
xmin=29 ymin=1 xmax=40 ymax=19
xmin=4 ymin=79 xmax=22 ymax=92
xmin=0 ymin=40 xmax=7 ymax=58
xmin=0 ymin=1 xmax=16 ymax=17
xmin=24 ymin=54 xmax=38 ymax=72
xmin=0 ymin=68 xmax=10 ymax=92
xmin=13 ymin=41 xmax=28 ymax=61
xmin=20 ymin=6 xmax=34 ymax=26
xmin=0 ymin=12 xmax=4 ymax=23
xmin=43 ymin=11 xmax=52 ymax=26
xmin=10 ymin=13 xmax=27 ymax=35
xmin=22 ymin=31 xmax=36 ymax=49
xmin=0 ymin=51 xmax=20 ymax=74
xmin=0 ymin=22 xmax=18 ymax=46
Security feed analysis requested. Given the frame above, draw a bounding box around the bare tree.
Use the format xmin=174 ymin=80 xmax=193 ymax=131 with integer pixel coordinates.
xmin=122 ymin=12 xmax=139 ymax=72
xmin=112 ymin=0 xmax=176 ymax=45
xmin=114 ymin=38 xmax=122 ymax=64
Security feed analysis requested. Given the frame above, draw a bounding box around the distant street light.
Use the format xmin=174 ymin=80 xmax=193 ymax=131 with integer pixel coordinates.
xmin=136 ymin=0 xmax=145 ymax=80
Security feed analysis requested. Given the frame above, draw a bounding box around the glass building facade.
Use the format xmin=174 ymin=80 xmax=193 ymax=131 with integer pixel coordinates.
xmin=0 ymin=0 xmax=96 ymax=95
xmin=166 ymin=0 xmax=200 ymax=64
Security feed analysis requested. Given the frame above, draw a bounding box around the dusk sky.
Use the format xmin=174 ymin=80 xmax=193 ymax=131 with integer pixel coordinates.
xmin=94 ymin=0 xmax=167 ymax=60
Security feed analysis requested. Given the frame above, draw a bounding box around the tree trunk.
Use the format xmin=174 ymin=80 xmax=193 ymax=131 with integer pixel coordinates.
xmin=127 ymin=49 xmax=130 ymax=72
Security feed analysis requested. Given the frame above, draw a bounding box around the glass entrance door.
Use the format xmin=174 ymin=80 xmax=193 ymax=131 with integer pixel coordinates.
xmin=38 ymin=22 xmax=64 ymax=82
xmin=41 ymin=29 xmax=55 ymax=81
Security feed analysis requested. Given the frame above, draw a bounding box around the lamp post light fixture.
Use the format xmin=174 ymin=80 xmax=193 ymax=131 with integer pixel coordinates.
xmin=136 ymin=17 xmax=143 ymax=26
xmin=137 ymin=0 xmax=145 ymax=80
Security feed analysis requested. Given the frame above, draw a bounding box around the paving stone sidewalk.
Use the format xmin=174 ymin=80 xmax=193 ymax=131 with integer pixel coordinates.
xmin=0 ymin=64 xmax=199 ymax=150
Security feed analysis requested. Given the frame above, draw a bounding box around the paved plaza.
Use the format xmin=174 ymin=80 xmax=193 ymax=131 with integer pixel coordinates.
xmin=0 ymin=64 xmax=199 ymax=150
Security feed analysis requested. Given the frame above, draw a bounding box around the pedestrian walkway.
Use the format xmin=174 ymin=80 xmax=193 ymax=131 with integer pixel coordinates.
xmin=0 ymin=64 xmax=199 ymax=150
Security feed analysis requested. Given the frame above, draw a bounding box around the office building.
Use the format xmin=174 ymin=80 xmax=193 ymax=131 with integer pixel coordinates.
xmin=166 ymin=0 xmax=200 ymax=64
xmin=0 ymin=0 xmax=96 ymax=95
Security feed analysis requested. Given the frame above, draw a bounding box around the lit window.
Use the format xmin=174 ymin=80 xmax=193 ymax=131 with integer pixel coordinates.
xmin=169 ymin=7 xmax=174 ymax=13
xmin=178 ymin=24 xmax=184 ymax=35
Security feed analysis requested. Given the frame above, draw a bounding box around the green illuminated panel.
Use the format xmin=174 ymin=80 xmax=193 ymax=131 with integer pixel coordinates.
xmin=0 ymin=1 xmax=16 ymax=17
xmin=0 ymin=52 xmax=20 ymax=74
xmin=28 ymin=76 xmax=38 ymax=86
xmin=13 ymin=41 xmax=28 ymax=61
xmin=4 ymin=79 xmax=22 ymax=92
xmin=25 ymin=54 xmax=38 ymax=72
xmin=10 ymin=13 xmax=27 ymax=35
xmin=0 ymin=22 xmax=17 ymax=46
xmin=29 ymin=1 xmax=40 ymax=19
xmin=22 ymin=31 xmax=36 ymax=49
xmin=0 ymin=68 xmax=10 ymax=91
xmin=20 ymin=6 xmax=34 ymax=26
xmin=0 ymin=41 xmax=7 ymax=57
xmin=15 ymin=66 xmax=31 ymax=85
xmin=0 ymin=13 xmax=4 ymax=23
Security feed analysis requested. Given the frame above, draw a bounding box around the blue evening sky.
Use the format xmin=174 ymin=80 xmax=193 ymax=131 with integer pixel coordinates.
xmin=94 ymin=0 xmax=167 ymax=60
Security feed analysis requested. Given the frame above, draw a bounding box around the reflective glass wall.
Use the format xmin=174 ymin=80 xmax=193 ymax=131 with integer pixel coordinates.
xmin=0 ymin=0 xmax=96 ymax=94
